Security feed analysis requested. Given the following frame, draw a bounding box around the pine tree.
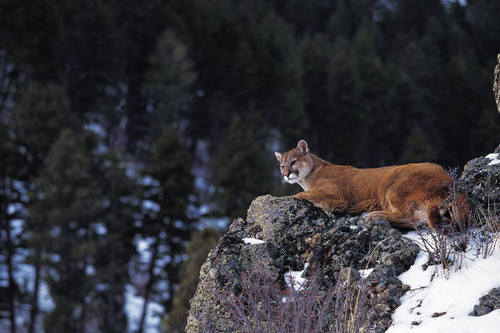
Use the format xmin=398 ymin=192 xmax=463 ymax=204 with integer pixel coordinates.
xmin=115 ymin=0 xmax=169 ymax=154
xmin=212 ymin=114 xmax=275 ymax=219
xmin=325 ymin=38 xmax=360 ymax=165
xmin=472 ymin=108 xmax=500 ymax=156
xmin=0 ymin=120 xmax=24 ymax=333
xmin=135 ymin=127 xmax=195 ymax=333
xmin=35 ymin=128 xmax=140 ymax=333
xmin=12 ymin=81 xmax=74 ymax=170
xmin=91 ymin=151 xmax=141 ymax=333
xmin=352 ymin=21 xmax=393 ymax=166
xmin=326 ymin=0 xmax=373 ymax=40
xmin=274 ymin=0 xmax=336 ymax=35
xmin=144 ymin=29 xmax=196 ymax=129
xmin=10 ymin=81 xmax=75 ymax=333
xmin=254 ymin=12 xmax=307 ymax=147
xmin=300 ymin=33 xmax=332 ymax=159
xmin=36 ymin=129 xmax=101 ymax=333
xmin=464 ymin=0 xmax=500 ymax=63
xmin=400 ymin=126 xmax=437 ymax=164
xmin=162 ymin=227 xmax=219 ymax=333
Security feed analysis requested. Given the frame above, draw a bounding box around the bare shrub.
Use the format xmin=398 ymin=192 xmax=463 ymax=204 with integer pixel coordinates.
xmin=418 ymin=171 xmax=500 ymax=274
xmin=197 ymin=265 xmax=369 ymax=333
xmin=471 ymin=201 xmax=500 ymax=258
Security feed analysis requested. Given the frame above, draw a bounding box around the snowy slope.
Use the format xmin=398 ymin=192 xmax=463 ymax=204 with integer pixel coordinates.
xmin=387 ymin=232 xmax=500 ymax=333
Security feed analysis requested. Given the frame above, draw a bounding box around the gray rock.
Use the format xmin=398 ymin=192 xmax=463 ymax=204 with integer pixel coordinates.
xmin=470 ymin=287 xmax=500 ymax=316
xmin=186 ymin=195 xmax=419 ymax=332
xmin=461 ymin=148 xmax=500 ymax=216
xmin=494 ymin=54 xmax=500 ymax=113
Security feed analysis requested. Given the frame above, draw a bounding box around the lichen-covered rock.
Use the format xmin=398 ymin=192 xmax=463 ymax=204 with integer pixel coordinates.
xmin=362 ymin=264 xmax=411 ymax=333
xmin=307 ymin=215 xmax=419 ymax=278
xmin=493 ymin=54 xmax=500 ymax=113
xmin=460 ymin=145 xmax=500 ymax=216
xmin=470 ymin=287 xmax=500 ymax=317
xmin=186 ymin=195 xmax=419 ymax=332
xmin=185 ymin=228 xmax=276 ymax=333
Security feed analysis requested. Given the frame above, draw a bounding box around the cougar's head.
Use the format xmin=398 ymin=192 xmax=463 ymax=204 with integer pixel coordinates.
xmin=274 ymin=139 xmax=314 ymax=186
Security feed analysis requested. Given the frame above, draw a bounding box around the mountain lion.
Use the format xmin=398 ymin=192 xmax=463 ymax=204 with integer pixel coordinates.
xmin=275 ymin=140 xmax=471 ymax=229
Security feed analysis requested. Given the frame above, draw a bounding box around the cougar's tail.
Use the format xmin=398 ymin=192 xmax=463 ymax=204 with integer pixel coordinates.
xmin=450 ymin=192 xmax=472 ymax=229
xmin=426 ymin=203 xmax=443 ymax=230
xmin=426 ymin=193 xmax=471 ymax=230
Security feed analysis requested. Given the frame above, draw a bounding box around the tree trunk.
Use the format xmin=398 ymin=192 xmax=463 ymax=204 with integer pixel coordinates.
xmin=5 ymin=218 xmax=17 ymax=333
xmin=137 ymin=241 xmax=159 ymax=333
xmin=2 ymin=176 xmax=17 ymax=333
xmin=28 ymin=244 xmax=41 ymax=333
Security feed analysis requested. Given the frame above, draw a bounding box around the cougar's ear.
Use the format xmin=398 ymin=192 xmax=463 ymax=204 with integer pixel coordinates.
xmin=297 ymin=139 xmax=309 ymax=153
xmin=274 ymin=152 xmax=282 ymax=162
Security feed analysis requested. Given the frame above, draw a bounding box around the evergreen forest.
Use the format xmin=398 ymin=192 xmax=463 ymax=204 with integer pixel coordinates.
xmin=0 ymin=0 xmax=499 ymax=332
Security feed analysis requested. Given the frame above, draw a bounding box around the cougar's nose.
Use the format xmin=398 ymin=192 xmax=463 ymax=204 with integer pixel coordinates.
xmin=283 ymin=170 xmax=290 ymax=177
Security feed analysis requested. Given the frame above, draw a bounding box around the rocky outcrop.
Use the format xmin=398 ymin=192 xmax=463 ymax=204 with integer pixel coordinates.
xmin=186 ymin=195 xmax=419 ymax=332
xmin=460 ymin=144 xmax=500 ymax=216
xmin=187 ymin=146 xmax=500 ymax=332
xmin=494 ymin=54 xmax=500 ymax=113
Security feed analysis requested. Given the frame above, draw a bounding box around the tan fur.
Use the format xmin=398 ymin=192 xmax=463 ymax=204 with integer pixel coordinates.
xmin=275 ymin=140 xmax=471 ymax=230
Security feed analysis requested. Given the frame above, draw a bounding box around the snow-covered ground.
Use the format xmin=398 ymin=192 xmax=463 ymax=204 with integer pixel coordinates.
xmin=387 ymin=231 xmax=500 ymax=333
xmin=242 ymin=237 xmax=266 ymax=245
xmin=284 ymin=263 xmax=309 ymax=292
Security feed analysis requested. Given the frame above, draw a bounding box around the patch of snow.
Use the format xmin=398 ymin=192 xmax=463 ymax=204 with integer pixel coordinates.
xmin=85 ymin=122 xmax=106 ymax=138
xmin=284 ymin=263 xmax=309 ymax=291
xmin=242 ymin=238 xmax=266 ymax=245
xmin=135 ymin=236 xmax=155 ymax=262
xmin=350 ymin=225 xmax=359 ymax=230
xmin=94 ymin=222 xmax=107 ymax=235
xmin=7 ymin=202 xmax=23 ymax=215
xmin=142 ymin=199 xmax=160 ymax=212
xmin=359 ymin=268 xmax=374 ymax=278
xmin=387 ymin=232 xmax=500 ymax=333
xmin=485 ymin=153 xmax=500 ymax=166
xmin=85 ymin=265 xmax=96 ymax=276
xmin=485 ymin=153 xmax=499 ymax=160
xmin=95 ymin=142 xmax=109 ymax=154
xmin=138 ymin=175 xmax=160 ymax=187
xmin=198 ymin=204 xmax=210 ymax=215
xmin=10 ymin=219 xmax=24 ymax=238
xmin=39 ymin=280 xmax=55 ymax=312
xmin=12 ymin=180 xmax=29 ymax=202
